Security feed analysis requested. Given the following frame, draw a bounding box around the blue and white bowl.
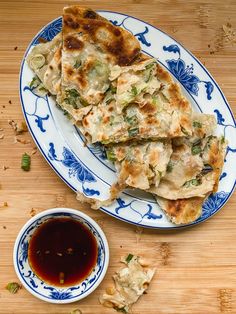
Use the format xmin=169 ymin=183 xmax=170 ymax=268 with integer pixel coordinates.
xmin=13 ymin=208 xmax=109 ymax=303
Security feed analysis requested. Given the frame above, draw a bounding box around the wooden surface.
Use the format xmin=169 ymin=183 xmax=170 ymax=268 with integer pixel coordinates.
xmin=0 ymin=1 xmax=236 ymax=313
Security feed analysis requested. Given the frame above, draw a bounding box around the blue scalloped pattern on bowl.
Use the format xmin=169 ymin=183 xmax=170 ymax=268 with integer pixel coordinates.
xmin=16 ymin=212 xmax=106 ymax=301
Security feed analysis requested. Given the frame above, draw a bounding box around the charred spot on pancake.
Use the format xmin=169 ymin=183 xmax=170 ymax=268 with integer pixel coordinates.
xmin=133 ymin=47 xmax=141 ymax=57
xmin=101 ymin=134 xmax=108 ymax=141
xmin=81 ymin=20 xmax=139 ymax=65
xmin=83 ymin=9 xmax=97 ymax=19
xmin=118 ymin=55 xmax=132 ymax=66
xmin=82 ymin=59 xmax=95 ymax=73
xmin=64 ymin=15 xmax=80 ymax=29
xmin=179 ymin=98 xmax=190 ymax=111
xmin=66 ymin=67 xmax=73 ymax=76
xmin=49 ymin=65 xmax=53 ymax=70
xmin=168 ymin=83 xmax=190 ymax=111
xmin=208 ymin=140 xmax=220 ymax=168
xmin=83 ymin=22 xmax=95 ymax=32
xmin=83 ymin=117 xmax=89 ymax=127
xmin=64 ymin=36 xmax=84 ymax=50
xmin=114 ymin=28 xmax=121 ymax=37
xmin=38 ymin=37 xmax=48 ymax=43
xmin=149 ymin=149 xmax=159 ymax=165
xmin=168 ymin=199 xmax=182 ymax=215
xmin=156 ymin=64 xmax=172 ymax=83
xmin=103 ymin=116 xmax=110 ymax=124
xmin=108 ymin=106 xmax=114 ymax=112
xmin=180 ymin=115 xmax=191 ymax=130
xmin=76 ymin=74 xmax=87 ymax=89
xmin=116 ymin=146 xmax=126 ymax=157
xmin=140 ymin=102 xmax=157 ymax=115
xmin=123 ymin=160 xmax=142 ymax=177
xmin=146 ymin=117 xmax=158 ymax=126
xmin=117 ymin=48 xmax=140 ymax=65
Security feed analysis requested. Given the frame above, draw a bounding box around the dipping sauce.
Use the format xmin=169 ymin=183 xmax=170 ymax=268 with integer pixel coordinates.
xmin=28 ymin=217 xmax=98 ymax=286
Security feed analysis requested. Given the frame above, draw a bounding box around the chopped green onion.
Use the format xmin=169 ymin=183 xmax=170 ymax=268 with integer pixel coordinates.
xmin=114 ymin=306 xmax=127 ymax=313
xmin=106 ymin=98 xmax=114 ymax=105
xmin=125 ymin=253 xmax=134 ymax=263
xmin=159 ymin=92 xmax=169 ymax=103
xmin=183 ymin=178 xmax=201 ymax=188
xmin=221 ymin=136 xmax=225 ymax=144
xmin=181 ymin=126 xmax=189 ymax=136
xmin=192 ymin=145 xmax=201 ymax=155
xmin=74 ymin=60 xmax=81 ymax=69
xmin=145 ymin=62 xmax=155 ymax=70
xmin=144 ymin=70 xmax=152 ymax=83
xmin=64 ymin=89 xmax=83 ymax=109
xmin=6 ymin=282 xmax=22 ymax=294
xmin=193 ymin=121 xmax=202 ymax=128
xmin=109 ymin=115 xmax=115 ymax=126
xmin=201 ymin=164 xmax=213 ymax=175
xmin=29 ymin=76 xmax=41 ymax=89
xmin=106 ymin=149 xmax=116 ymax=162
xmin=105 ymin=97 xmax=115 ymax=105
xmin=21 ymin=153 xmax=31 ymax=171
xmin=128 ymin=128 xmax=139 ymax=137
xmin=94 ymin=61 xmax=109 ymax=76
xmin=30 ymin=54 xmax=45 ymax=70
xmin=152 ymin=95 xmax=160 ymax=106
xmin=125 ymin=115 xmax=138 ymax=126
xmin=191 ymin=178 xmax=201 ymax=186
xmin=130 ymin=85 xmax=138 ymax=96
xmin=59 ymin=272 xmax=65 ymax=284
xmin=80 ymin=97 xmax=88 ymax=107
xmin=67 ymin=89 xmax=80 ymax=98
xmin=166 ymin=161 xmax=173 ymax=173
xmin=109 ymin=85 xmax=117 ymax=94
xmin=191 ymin=140 xmax=202 ymax=155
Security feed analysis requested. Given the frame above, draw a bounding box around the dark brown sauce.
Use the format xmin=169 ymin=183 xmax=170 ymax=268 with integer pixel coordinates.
xmin=28 ymin=217 xmax=98 ymax=287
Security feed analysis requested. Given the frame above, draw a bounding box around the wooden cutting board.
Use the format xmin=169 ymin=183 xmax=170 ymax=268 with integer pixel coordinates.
xmin=0 ymin=1 xmax=236 ymax=313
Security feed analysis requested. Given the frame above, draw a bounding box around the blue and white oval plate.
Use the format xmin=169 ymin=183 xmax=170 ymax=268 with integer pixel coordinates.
xmin=20 ymin=11 xmax=236 ymax=229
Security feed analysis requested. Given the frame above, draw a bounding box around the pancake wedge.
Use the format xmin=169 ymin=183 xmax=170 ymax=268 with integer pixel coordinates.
xmin=59 ymin=5 xmax=141 ymax=115
xmin=149 ymin=119 xmax=227 ymax=199
xmin=26 ymin=33 xmax=62 ymax=95
xmin=155 ymin=196 xmax=205 ymax=224
xmin=106 ymin=140 xmax=172 ymax=191
xmin=80 ymin=59 xmax=193 ymax=144
xmin=100 ymin=254 xmax=155 ymax=312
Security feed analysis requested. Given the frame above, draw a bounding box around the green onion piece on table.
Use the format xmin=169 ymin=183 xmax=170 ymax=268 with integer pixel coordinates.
xmin=125 ymin=253 xmax=134 ymax=263
xmin=6 ymin=282 xmax=22 ymax=294
xmin=21 ymin=153 xmax=31 ymax=171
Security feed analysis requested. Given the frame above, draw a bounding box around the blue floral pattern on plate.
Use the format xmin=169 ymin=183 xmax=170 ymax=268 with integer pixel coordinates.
xmin=48 ymin=143 xmax=100 ymax=196
xmin=163 ymin=44 xmax=214 ymax=99
xmin=32 ymin=18 xmax=62 ymax=45
xmin=20 ymin=12 xmax=236 ymax=229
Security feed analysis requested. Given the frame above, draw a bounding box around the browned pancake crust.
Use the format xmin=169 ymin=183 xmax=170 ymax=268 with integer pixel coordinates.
xmin=63 ymin=6 xmax=140 ymax=66
xmin=157 ymin=197 xmax=205 ymax=224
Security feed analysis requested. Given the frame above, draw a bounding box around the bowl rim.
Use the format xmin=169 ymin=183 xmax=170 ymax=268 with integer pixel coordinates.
xmin=13 ymin=207 xmax=110 ymax=304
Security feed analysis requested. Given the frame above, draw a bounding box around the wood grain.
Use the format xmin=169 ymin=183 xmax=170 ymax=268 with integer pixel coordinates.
xmin=0 ymin=0 xmax=236 ymax=313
